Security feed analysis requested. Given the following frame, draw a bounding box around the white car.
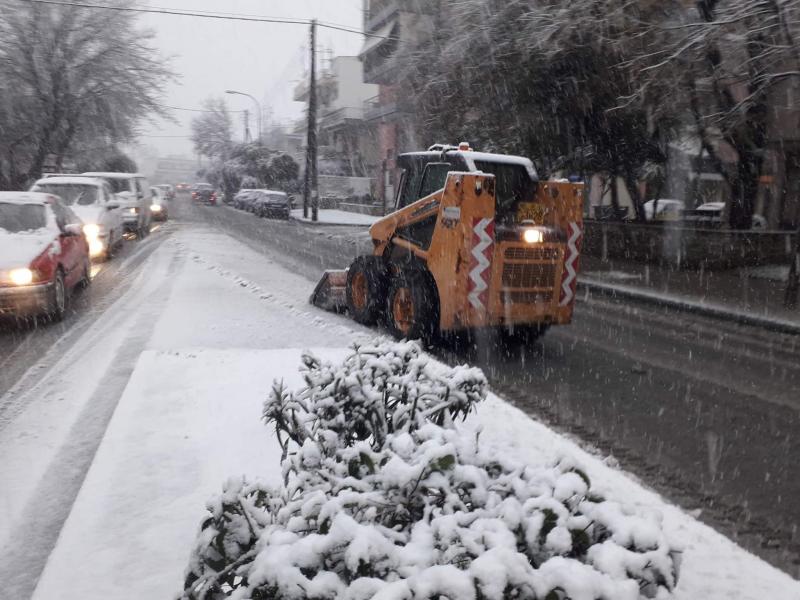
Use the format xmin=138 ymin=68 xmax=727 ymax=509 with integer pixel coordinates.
xmin=30 ymin=176 xmax=123 ymax=260
xmin=81 ymin=172 xmax=152 ymax=236
xmin=149 ymin=186 xmax=169 ymax=222
xmin=643 ymin=199 xmax=683 ymax=221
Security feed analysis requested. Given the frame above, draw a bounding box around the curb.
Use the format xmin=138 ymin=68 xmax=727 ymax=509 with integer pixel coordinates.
xmin=289 ymin=215 xmax=375 ymax=228
xmin=578 ymin=278 xmax=800 ymax=336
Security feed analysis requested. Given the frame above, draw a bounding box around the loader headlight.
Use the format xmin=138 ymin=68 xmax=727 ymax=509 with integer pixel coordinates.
xmin=523 ymin=228 xmax=544 ymax=244
xmin=9 ymin=268 xmax=33 ymax=286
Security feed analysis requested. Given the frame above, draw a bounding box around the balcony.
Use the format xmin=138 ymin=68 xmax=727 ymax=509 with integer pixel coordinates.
xmin=293 ymin=73 xmax=336 ymax=103
xmin=321 ymin=106 xmax=366 ymax=130
xmin=363 ymin=95 xmax=403 ymax=122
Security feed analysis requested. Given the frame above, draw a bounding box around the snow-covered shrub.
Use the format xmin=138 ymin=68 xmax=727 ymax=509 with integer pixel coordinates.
xmin=182 ymin=341 xmax=680 ymax=600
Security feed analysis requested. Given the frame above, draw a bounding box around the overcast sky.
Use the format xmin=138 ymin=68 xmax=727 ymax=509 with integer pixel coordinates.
xmin=135 ymin=0 xmax=365 ymax=158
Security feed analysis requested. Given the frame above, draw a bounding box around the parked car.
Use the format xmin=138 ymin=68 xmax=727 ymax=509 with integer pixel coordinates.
xmin=191 ymin=183 xmax=217 ymax=205
xmin=233 ymin=189 xmax=258 ymax=210
xmin=149 ymin=187 xmax=169 ymax=222
xmin=252 ymin=190 xmax=291 ymax=220
xmin=81 ymin=172 xmax=153 ymax=236
xmin=683 ymin=201 xmax=724 ymax=228
xmin=156 ymin=184 xmax=175 ymax=200
xmin=30 ymin=176 xmax=123 ymax=260
xmin=643 ymin=199 xmax=683 ymax=221
xmin=0 ymin=192 xmax=90 ymax=320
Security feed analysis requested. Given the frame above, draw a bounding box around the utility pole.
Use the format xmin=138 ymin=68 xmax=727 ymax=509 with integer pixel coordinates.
xmin=785 ymin=224 xmax=800 ymax=309
xmin=243 ymin=109 xmax=251 ymax=143
xmin=303 ymin=19 xmax=319 ymax=221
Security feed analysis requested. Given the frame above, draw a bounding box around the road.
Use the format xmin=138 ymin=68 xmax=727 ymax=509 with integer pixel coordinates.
xmin=1 ymin=195 xmax=799 ymax=578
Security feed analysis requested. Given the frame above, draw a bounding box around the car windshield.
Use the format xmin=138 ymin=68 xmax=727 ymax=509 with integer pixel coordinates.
xmin=0 ymin=202 xmax=47 ymax=233
xmin=100 ymin=178 xmax=130 ymax=194
xmin=34 ymin=183 xmax=99 ymax=206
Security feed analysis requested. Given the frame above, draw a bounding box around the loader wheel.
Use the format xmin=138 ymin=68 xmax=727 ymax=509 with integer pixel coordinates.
xmin=386 ymin=269 xmax=438 ymax=341
xmin=346 ymin=256 xmax=388 ymax=325
xmin=502 ymin=324 xmax=550 ymax=346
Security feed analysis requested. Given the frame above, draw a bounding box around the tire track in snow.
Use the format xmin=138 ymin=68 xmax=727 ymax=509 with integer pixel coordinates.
xmin=0 ymin=246 xmax=185 ymax=600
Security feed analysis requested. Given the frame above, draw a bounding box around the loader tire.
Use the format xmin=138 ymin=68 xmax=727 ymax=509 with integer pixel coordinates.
xmin=346 ymin=256 xmax=388 ymax=325
xmin=386 ymin=269 xmax=438 ymax=341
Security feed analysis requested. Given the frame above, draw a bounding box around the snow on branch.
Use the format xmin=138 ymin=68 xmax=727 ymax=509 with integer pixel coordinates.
xmin=182 ymin=341 xmax=681 ymax=600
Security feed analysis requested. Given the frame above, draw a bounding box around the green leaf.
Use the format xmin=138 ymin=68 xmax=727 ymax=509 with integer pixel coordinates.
xmin=570 ymin=468 xmax=591 ymax=488
xmin=431 ymin=454 xmax=455 ymax=472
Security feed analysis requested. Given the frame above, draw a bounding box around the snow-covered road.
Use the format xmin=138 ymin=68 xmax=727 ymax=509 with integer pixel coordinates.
xmin=0 ymin=221 xmax=797 ymax=599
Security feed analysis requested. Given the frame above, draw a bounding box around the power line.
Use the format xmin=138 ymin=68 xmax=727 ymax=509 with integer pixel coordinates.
xmin=23 ymin=0 xmax=401 ymax=40
xmin=154 ymin=102 xmax=245 ymax=113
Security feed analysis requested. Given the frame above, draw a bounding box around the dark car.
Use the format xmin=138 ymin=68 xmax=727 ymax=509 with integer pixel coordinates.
xmin=0 ymin=192 xmax=91 ymax=321
xmin=191 ymin=183 xmax=217 ymax=206
xmin=252 ymin=190 xmax=291 ymax=219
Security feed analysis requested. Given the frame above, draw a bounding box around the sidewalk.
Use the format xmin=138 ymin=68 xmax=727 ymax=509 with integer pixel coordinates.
xmin=580 ymin=255 xmax=800 ymax=331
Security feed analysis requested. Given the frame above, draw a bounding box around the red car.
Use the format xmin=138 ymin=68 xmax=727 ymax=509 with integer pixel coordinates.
xmin=0 ymin=192 xmax=91 ymax=321
xmin=191 ymin=183 xmax=217 ymax=205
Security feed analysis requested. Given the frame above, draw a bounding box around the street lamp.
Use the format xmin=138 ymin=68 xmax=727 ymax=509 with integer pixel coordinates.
xmin=225 ymin=89 xmax=262 ymax=144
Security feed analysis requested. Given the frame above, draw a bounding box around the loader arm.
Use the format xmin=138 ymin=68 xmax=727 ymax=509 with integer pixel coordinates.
xmin=368 ymin=192 xmax=443 ymax=259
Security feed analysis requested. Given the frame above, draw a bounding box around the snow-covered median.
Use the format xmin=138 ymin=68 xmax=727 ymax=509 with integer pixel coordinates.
xmin=291 ymin=208 xmax=379 ymax=226
xmin=16 ymin=227 xmax=798 ymax=599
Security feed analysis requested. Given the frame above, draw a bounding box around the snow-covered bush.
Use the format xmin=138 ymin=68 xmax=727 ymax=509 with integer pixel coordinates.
xmin=182 ymin=341 xmax=680 ymax=600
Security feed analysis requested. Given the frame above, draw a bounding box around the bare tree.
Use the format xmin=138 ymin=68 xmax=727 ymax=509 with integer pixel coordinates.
xmin=0 ymin=0 xmax=172 ymax=189
xmin=189 ymin=97 xmax=234 ymax=159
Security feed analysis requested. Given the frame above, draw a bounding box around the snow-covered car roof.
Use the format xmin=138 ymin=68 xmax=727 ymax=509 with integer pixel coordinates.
xmin=82 ymin=171 xmax=145 ymax=178
xmin=696 ymin=202 xmax=725 ymax=211
xmin=644 ymin=198 xmax=682 ymax=205
xmin=33 ymin=176 xmax=106 ymax=187
xmin=0 ymin=191 xmax=56 ymax=205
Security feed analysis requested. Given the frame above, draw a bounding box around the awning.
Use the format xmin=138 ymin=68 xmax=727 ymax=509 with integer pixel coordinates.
xmin=359 ymin=20 xmax=398 ymax=58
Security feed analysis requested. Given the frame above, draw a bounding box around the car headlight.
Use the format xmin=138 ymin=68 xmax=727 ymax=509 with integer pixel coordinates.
xmin=523 ymin=228 xmax=544 ymax=244
xmin=151 ymin=203 xmax=162 ymax=212
xmin=9 ymin=268 xmax=33 ymax=286
xmin=83 ymin=223 xmax=101 ymax=241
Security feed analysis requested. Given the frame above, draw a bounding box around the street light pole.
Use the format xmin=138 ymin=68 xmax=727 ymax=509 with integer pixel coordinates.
xmin=225 ymin=89 xmax=262 ymax=144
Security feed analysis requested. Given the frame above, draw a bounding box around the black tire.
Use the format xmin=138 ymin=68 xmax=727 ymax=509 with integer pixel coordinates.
xmin=502 ymin=324 xmax=550 ymax=345
xmin=50 ymin=269 xmax=67 ymax=321
xmin=346 ymin=256 xmax=388 ymax=325
xmin=385 ymin=268 xmax=439 ymax=340
xmin=105 ymin=231 xmax=116 ymax=261
xmin=78 ymin=258 xmax=92 ymax=289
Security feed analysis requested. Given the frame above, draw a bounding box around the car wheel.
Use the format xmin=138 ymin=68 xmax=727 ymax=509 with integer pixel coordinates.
xmin=79 ymin=258 xmax=92 ymax=289
xmin=105 ymin=231 xmax=115 ymax=260
xmin=50 ymin=269 xmax=67 ymax=321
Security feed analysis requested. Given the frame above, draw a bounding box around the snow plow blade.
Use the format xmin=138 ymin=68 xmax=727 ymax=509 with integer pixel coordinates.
xmin=310 ymin=269 xmax=348 ymax=312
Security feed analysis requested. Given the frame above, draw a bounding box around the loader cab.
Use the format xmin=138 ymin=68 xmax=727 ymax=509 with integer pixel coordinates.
xmin=395 ymin=149 xmax=538 ymax=224
xmin=395 ymin=153 xmax=469 ymax=210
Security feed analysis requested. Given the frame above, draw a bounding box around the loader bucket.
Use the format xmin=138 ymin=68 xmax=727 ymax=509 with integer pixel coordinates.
xmin=310 ymin=269 xmax=348 ymax=312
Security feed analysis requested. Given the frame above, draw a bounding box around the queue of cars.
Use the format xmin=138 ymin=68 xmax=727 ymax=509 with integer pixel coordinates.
xmin=0 ymin=172 xmax=175 ymax=322
xmin=232 ymin=189 xmax=292 ymax=220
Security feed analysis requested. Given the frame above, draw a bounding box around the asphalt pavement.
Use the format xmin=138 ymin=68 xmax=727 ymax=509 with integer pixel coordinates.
xmin=1 ymin=196 xmax=798 ymax=578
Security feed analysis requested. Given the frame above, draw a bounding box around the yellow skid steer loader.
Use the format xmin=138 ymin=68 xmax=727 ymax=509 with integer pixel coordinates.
xmin=311 ymin=143 xmax=584 ymax=340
